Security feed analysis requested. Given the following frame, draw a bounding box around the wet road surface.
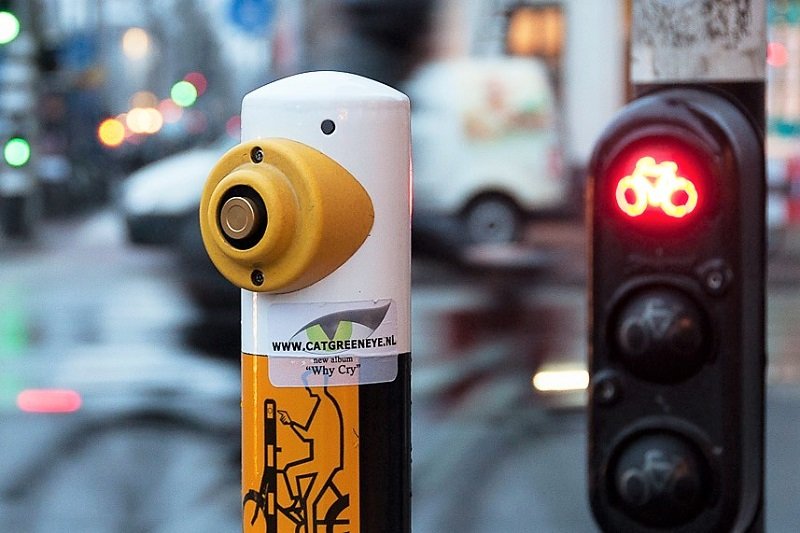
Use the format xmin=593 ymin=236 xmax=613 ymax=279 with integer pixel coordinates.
xmin=0 ymin=212 xmax=797 ymax=531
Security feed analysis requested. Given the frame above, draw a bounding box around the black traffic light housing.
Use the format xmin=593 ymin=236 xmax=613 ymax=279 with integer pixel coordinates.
xmin=588 ymin=87 xmax=764 ymax=531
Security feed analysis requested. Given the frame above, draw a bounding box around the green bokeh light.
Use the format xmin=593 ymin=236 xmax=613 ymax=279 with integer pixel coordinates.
xmin=0 ymin=11 xmax=20 ymax=45
xmin=4 ymin=137 xmax=31 ymax=167
xmin=170 ymin=80 xmax=198 ymax=107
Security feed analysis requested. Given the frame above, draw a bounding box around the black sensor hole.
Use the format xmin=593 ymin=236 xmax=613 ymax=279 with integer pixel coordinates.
xmin=321 ymin=119 xmax=335 ymax=135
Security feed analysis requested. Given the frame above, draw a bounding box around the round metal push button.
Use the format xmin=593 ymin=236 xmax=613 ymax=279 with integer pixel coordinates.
xmin=220 ymin=196 xmax=259 ymax=240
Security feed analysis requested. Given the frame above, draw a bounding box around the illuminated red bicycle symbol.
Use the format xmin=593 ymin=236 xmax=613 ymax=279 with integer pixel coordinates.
xmin=615 ymin=156 xmax=699 ymax=219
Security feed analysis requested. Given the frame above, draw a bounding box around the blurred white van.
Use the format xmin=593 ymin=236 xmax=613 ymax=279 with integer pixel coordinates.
xmin=407 ymin=57 xmax=566 ymax=243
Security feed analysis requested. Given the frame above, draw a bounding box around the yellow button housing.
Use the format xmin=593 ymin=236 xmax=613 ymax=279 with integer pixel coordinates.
xmin=200 ymin=139 xmax=374 ymax=293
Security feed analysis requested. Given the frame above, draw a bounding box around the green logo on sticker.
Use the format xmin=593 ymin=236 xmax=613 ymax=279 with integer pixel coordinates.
xmin=289 ymin=301 xmax=394 ymax=353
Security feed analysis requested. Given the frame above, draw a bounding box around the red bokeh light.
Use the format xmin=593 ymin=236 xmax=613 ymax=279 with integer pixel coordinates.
xmin=17 ymin=389 xmax=82 ymax=413
xmin=184 ymin=71 xmax=208 ymax=95
xmin=767 ymin=42 xmax=788 ymax=68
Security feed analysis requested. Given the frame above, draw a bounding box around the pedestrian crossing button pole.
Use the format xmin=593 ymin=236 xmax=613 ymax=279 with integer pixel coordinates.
xmin=199 ymin=71 xmax=411 ymax=533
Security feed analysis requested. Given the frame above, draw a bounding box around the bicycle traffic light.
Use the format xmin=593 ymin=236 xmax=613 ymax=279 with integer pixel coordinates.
xmin=588 ymin=87 xmax=764 ymax=531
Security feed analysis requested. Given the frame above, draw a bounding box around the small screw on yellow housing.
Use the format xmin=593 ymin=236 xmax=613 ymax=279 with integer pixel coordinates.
xmin=199 ymin=138 xmax=375 ymax=293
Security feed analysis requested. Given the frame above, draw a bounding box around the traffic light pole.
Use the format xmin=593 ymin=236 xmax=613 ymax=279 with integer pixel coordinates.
xmin=199 ymin=72 xmax=411 ymax=532
xmin=588 ymin=1 xmax=766 ymax=531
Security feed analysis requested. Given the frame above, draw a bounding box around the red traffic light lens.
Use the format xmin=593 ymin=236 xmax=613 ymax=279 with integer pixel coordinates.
xmin=615 ymin=156 xmax=698 ymax=219
xmin=607 ymin=138 xmax=709 ymax=228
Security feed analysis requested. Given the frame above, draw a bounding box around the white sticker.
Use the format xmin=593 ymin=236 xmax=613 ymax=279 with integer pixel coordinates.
xmin=264 ymin=299 xmax=403 ymax=387
xmin=631 ymin=0 xmax=766 ymax=83
xmin=268 ymin=355 xmax=399 ymax=388
xmin=267 ymin=299 xmax=398 ymax=355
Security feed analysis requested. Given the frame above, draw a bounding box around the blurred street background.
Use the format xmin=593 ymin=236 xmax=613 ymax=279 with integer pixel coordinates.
xmin=0 ymin=0 xmax=798 ymax=531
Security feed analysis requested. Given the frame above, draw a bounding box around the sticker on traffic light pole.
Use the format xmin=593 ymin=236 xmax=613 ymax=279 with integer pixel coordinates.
xmin=265 ymin=299 xmax=401 ymax=387
xmin=239 ymin=298 xmax=402 ymax=533
xmin=242 ymin=359 xmax=360 ymax=532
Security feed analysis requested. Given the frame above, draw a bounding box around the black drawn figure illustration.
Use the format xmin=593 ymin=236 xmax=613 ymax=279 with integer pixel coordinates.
xmin=244 ymin=375 xmax=350 ymax=533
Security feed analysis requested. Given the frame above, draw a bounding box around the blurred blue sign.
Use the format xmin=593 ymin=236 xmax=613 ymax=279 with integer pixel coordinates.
xmin=229 ymin=0 xmax=274 ymax=35
xmin=61 ymin=33 xmax=97 ymax=70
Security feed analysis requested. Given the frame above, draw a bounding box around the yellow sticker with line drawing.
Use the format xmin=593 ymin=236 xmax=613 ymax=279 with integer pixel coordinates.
xmin=242 ymin=353 xmax=360 ymax=533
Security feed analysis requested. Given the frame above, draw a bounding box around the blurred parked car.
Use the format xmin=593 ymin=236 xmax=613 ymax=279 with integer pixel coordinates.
xmin=120 ymin=137 xmax=235 ymax=245
xmin=406 ymin=57 xmax=567 ymax=244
